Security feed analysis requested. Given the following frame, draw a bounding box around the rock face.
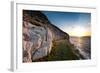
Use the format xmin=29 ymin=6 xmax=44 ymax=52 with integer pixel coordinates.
xmin=23 ymin=10 xmax=71 ymax=62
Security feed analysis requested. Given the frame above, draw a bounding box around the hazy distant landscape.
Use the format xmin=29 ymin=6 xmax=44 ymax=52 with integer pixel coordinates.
xmin=70 ymin=36 xmax=91 ymax=59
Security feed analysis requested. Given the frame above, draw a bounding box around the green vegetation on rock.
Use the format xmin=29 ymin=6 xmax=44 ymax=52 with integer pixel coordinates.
xmin=47 ymin=40 xmax=79 ymax=61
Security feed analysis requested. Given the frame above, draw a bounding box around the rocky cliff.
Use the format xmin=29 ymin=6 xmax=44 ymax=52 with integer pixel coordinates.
xmin=23 ymin=10 xmax=79 ymax=62
xmin=23 ymin=10 xmax=69 ymax=41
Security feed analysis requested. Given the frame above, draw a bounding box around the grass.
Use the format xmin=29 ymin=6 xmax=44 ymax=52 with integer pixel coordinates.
xmin=47 ymin=39 xmax=80 ymax=61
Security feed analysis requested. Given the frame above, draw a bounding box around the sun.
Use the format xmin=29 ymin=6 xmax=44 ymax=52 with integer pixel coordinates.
xmin=69 ymin=26 xmax=89 ymax=37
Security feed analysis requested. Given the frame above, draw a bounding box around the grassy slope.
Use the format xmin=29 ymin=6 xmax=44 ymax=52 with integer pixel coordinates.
xmin=47 ymin=40 xmax=80 ymax=61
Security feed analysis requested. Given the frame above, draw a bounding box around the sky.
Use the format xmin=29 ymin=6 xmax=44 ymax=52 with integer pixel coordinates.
xmin=43 ymin=11 xmax=91 ymax=37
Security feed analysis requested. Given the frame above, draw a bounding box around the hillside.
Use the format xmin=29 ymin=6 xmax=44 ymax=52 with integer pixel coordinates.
xmin=23 ymin=10 xmax=80 ymax=62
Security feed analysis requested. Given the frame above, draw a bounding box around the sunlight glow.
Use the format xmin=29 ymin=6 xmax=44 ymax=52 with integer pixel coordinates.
xmin=68 ymin=26 xmax=91 ymax=37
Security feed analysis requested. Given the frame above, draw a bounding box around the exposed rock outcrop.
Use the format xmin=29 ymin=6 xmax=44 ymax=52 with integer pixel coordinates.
xmin=23 ymin=10 xmax=77 ymax=62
